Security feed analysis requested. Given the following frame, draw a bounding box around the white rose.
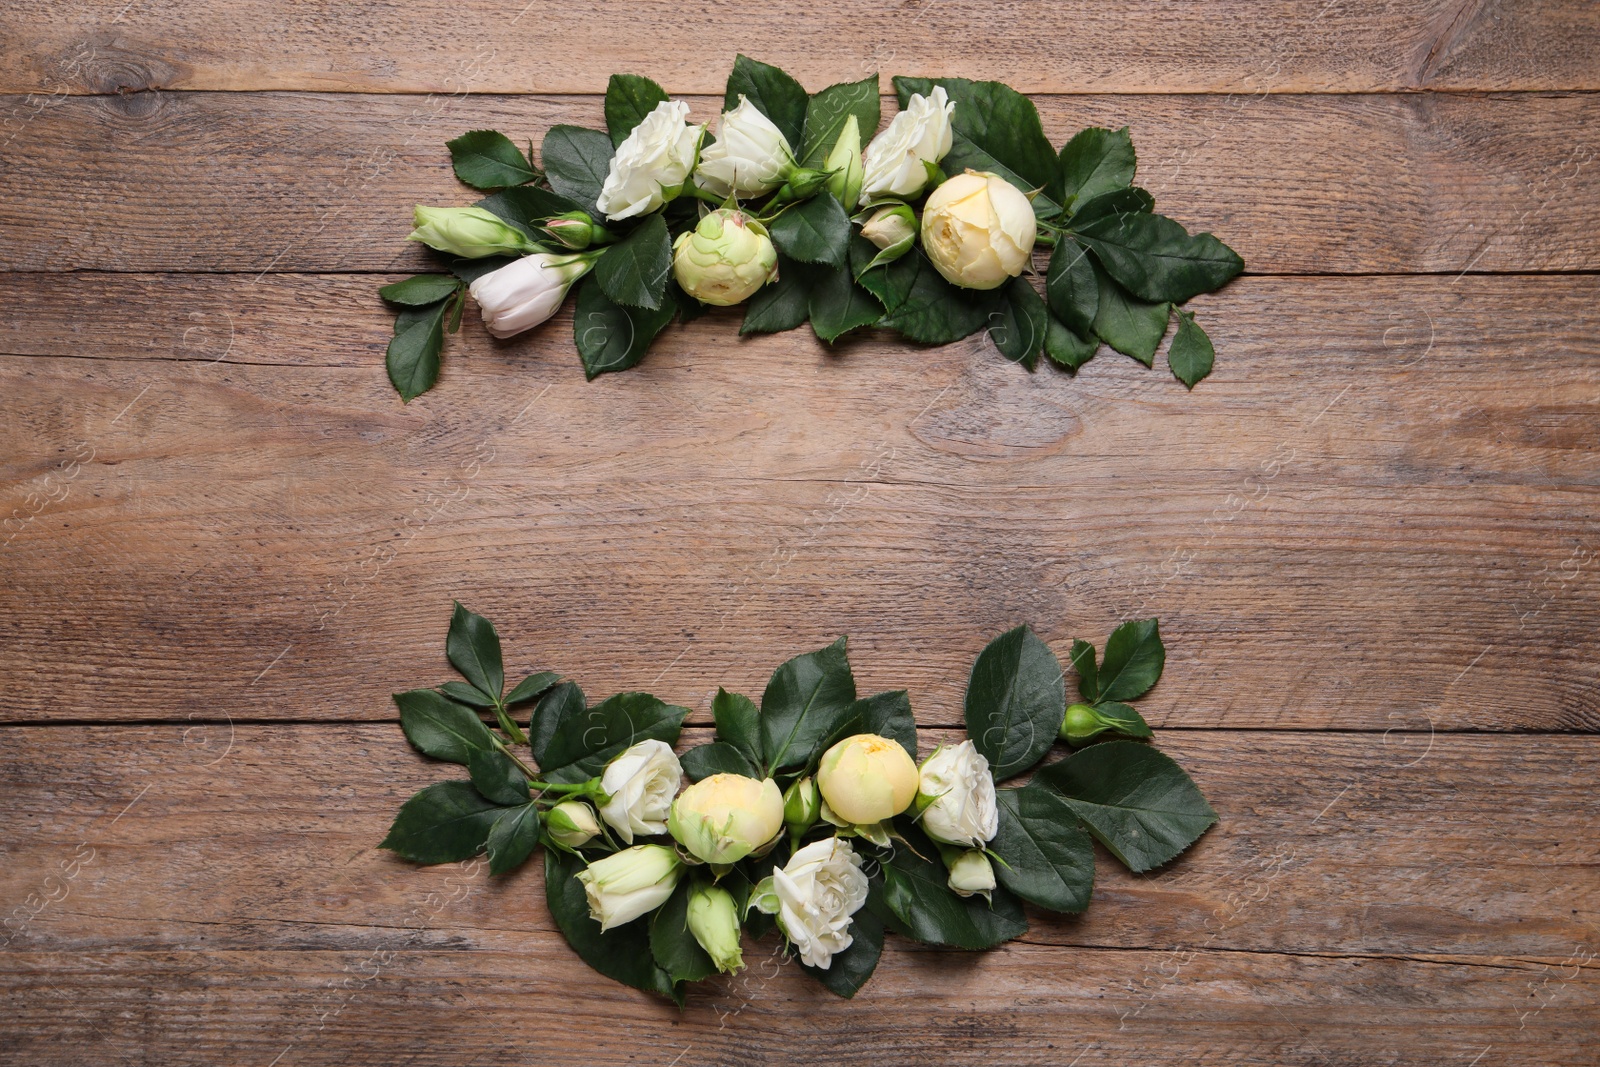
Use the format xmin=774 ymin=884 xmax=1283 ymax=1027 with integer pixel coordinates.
xmin=597 ymin=739 xmax=682 ymax=844
xmin=694 ymin=95 xmax=793 ymax=198
xmin=917 ymin=739 xmax=999 ymax=847
xmin=468 ymin=252 xmax=594 ymax=339
xmin=946 ymin=848 xmax=996 ymax=899
xmin=859 ymin=86 xmax=954 ymax=205
xmin=752 ymin=837 xmax=869 ymax=969
xmin=919 ymin=170 xmax=1038 ymax=290
xmin=596 ymin=100 xmax=704 ymax=221
xmin=575 ymin=844 xmax=681 ymax=931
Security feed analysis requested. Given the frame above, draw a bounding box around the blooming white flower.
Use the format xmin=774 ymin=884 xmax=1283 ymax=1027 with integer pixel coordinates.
xmin=946 ymin=848 xmax=997 ymax=899
xmin=920 ymin=170 xmax=1038 ymax=290
xmin=752 ymin=837 xmax=869 ymax=969
xmin=694 ymin=95 xmax=793 ymax=198
xmin=597 ymin=739 xmax=682 ymax=844
xmin=575 ymin=844 xmax=681 ymax=930
xmin=859 ymin=87 xmax=954 ymax=204
xmin=468 ymin=252 xmax=593 ymax=339
xmin=917 ymin=739 xmax=999 ymax=848
xmin=596 ymin=100 xmax=704 ymax=221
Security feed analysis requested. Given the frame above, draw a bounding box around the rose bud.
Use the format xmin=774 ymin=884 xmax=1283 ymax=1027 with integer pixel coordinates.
xmin=541 ymin=210 xmax=613 ymax=251
xmin=467 ymin=252 xmax=595 ymax=339
xmin=945 ymin=848 xmax=997 ymax=900
xmin=920 ymin=169 xmax=1038 ymax=290
xmin=782 ymin=775 xmax=821 ymax=842
xmin=544 ymin=800 xmax=602 ymax=849
xmin=694 ymin=95 xmax=794 ymax=199
xmin=823 ymin=114 xmax=864 ymax=209
xmin=685 ymin=883 xmax=745 ymax=974
xmin=667 ymin=772 xmax=784 ymax=865
xmin=407 ymin=205 xmax=539 ymax=259
xmin=596 ymin=739 xmax=683 ymax=844
xmin=917 ymin=740 xmax=999 ymax=848
xmin=859 ymin=86 xmax=954 ymax=204
xmin=816 ymin=733 xmax=919 ymax=826
xmin=596 ymin=99 xmax=704 ymax=221
xmin=671 ymin=208 xmax=778 ymax=306
xmin=575 ymin=844 xmax=682 ymax=931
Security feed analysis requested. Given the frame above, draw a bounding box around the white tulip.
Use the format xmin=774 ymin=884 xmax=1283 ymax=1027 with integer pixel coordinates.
xmin=859 ymin=86 xmax=954 ymax=205
xmin=946 ymin=848 xmax=997 ymax=899
xmin=694 ymin=95 xmax=794 ymax=198
xmin=918 ymin=740 xmax=999 ymax=847
xmin=575 ymin=844 xmax=681 ymax=931
xmin=751 ymin=837 xmax=869 ymax=969
xmin=597 ymin=739 xmax=682 ymax=844
xmin=468 ymin=253 xmax=594 ymax=339
xmin=596 ymin=100 xmax=704 ymax=221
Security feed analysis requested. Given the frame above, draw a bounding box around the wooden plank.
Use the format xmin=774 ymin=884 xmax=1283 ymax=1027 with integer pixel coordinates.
xmin=1 ymin=274 xmax=1596 ymax=730
xmin=1 ymin=91 xmax=1598 ymax=274
xmin=3 ymin=0 xmax=1596 ymax=95
xmin=2 ymin=725 xmax=1595 ymax=1064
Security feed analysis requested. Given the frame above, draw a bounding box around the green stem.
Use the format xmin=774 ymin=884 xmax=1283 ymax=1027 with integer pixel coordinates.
xmin=681 ymin=185 xmax=727 ymax=205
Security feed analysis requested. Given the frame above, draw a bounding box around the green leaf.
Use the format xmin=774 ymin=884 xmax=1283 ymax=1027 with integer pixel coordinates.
xmin=395 ymin=689 xmax=496 ymax=764
xmin=1069 ymin=639 xmax=1099 ymax=702
xmin=1044 ymin=315 xmax=1097 ymax=372
xmin=1036 ymin=741 xmax=1217 ymax=873
xmin=572 ymin=275 xmax=675 ymax=379
xmin=1090 ymin=260 xmax=1169 ymax=366
xmin=379 ymin=274 xmax=461 ymax=307
xmin=871 ymin=826 xmax=1028 ymax=948
xmin=528 ymin=681 xmax=586 ymax=769
xmin=386 ymin=300 xmax=447 ymax=402
xmin=439 ymin=681 xmax=496 ymax=708
xmin=988 ymin=277 xmax=1048 ymax=367
xmin=808 ymin=262 xmax=881 ymax=343
xmin=800 ymin=75 xmax=880 ymax=169
xmin=990 ymin=785 xmax=1096 ymax=912
xmin=875 ymin=252 xmax=997 ymax=345
xmin=768 ymin=194 xmax=851 ymax=268
xmin=725 ymin=54 xmax=808 ymax=151
xmin=847 ymin=690 xmax=917 ymax=760
xmin=486 ymin=803 xmax=541 ymax=875
xmin=475 ymin=185 xmax=584 ymax=234
xmin=468 ymin=747 xmax=530 ymax=805
xmin=711 ymin=688 xmax=763 ymax=769
xmin=963 ymin=625 xmax=1066 ymax=779
xmin=605 ymin=73 xmax=670 ymax=148
xmin=448 ymin=129 xmax=536 ymax=190
xmin=1045 ymin=236 xmax=1098 ymax=337
xmin=446 ymin=601 xmax=504 ymax=700
xmin=379 ymin=781 xmax=505 ymax=864
xmin=1168 ymin=309 xmax=1215 ymax=389
xmin=539 ymin=691 xmax=689 ymax=784
xmin=1092 ymin=700 xmax=1154 ymax=739
xmin=1055 ymin=127 xmax=1136 ymax=212
xmin=541 ymin=125 xmax=614 ymax=217
xmin=594 ymin=214 xmax=671 ymax=310
xmin=739 ymin=256 xmax=815 ymax=335
xmin=649 ymin=878 xmax=718 ymax=984
xmin=545 ymin=849 xmax=678 ymax=1000
xmin=894 ymin=76 xmax=1061 ymax=217
xmin=506 ymin=671 xmax=562 ymax=705
xmin=1075 ymin=211 xmax=1244 ymax=304
xmin=800 ymin=904 xmax=883 ymax=996
xmin=1098 ymin=618 xmax=1165 ymax=702
xmin=759 ymin=636 xmax=858 ymax=775
xmin=1067 ymin=185 xmax=1154 ymax=228
xmin=680 ymin=741 xmax=760 ymax=781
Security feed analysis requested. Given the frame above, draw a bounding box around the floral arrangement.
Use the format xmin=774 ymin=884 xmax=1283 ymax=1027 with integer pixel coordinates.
xmin=381 ymin=604 xmax=1216 ymax=1001
xmin=380 ymin=56 xmax=1244 ymax=398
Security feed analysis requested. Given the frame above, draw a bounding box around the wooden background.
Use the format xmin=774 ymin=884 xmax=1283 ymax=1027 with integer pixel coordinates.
xmin=2 ymin=1 xmax=1597 ymax=1063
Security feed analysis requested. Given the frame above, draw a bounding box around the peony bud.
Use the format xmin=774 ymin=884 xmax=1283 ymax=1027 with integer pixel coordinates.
xmin=407 ymin=206 xmax=538 ymax=259
xmin=542 ymin=210 xmax=612 ymax=251
xmin=917 ymin=740 xmax=999 ymax=848
xmin=468 ymin=252 xmax=597 ymax=339
xmin=685 ymin=883 xmax=744 ymax=973
xmin=671 ymin=208 xmax=778 ymax=306
xmin=783 ymin=776 xmax=820 ymax=837
xmin=575 ymin=844 xmax=682 ymax=931
xmin=859 ymin=87 xmax=954 ymax=205
xmin=823 ymin=115 xmax=864 ymax=209
xmin=816 ymin=733 xmax=919 ymax=826
xmin=919 ymin=169 xmax=1038 ymax=290
xmin=667 ymin=773 xmax=784 ymax=864
xmin=597 ymin=739 xmax=683 ymax=844
xmin=596 ymin=99 xmax=705 ymax=221
xmin=859 ymin=203 xmax=917 ymax=260
xmin=545 ymin=799 xmax=602 ymax=848
xmin=945 ymin=848 xmax=996 ymax=899
xmin=695 ymin=95 xmax=794 ymax=199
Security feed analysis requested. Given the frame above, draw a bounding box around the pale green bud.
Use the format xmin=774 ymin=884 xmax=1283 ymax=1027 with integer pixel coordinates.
xmin=783 ymin=776 xmax=820 ymax=835
xmin=671 ymin=209 xmax=778 ymax=306
xmin=545 ymin=800 xmax=601 ymax=848
xmin=824 ymin=115 xmax=864 ymax=209
xmin=945 ymin=849 xmax=996 ymax=899
xmin=1058 ymin=702 xmax=1151 ymax=746
xmin=575 ymin=844 xmax=681 ymax=931
xmin=407 ymin=206 xmax=536 ymax=258
xmin=685 ymin=884 xmax=744 ymax=973
xmin=860 ymin=204 xmax=917 ymax=255
xmin=542 ymin=210 xmax=612 ymax=251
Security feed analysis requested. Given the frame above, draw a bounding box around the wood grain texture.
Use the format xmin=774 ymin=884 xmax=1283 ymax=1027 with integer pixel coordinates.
xmin=0 ymin=274 xmax=1596 ymax=731
xmin=2 ymin=725 xmax=1595 ymax=1066
xmin=3 ymin=0 xmax=1597 ymax=95
xmin=2 ymin=91 xmax=1599 ymax=275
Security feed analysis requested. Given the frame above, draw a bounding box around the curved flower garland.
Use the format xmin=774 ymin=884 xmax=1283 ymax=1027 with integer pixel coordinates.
xmin=382 ymin=604 xmax=1217 ymax=1002
xmin=380 ymin=55 xmax=1244 ymax=399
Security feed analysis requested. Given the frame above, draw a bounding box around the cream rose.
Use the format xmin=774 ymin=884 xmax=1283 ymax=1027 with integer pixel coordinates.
xmin=917 ymin=739 xmax=999 ymax=848
xmin=575 ymin=844 xmax=681 ymax=930
xmin=694 ymin=95 xmax=793 ymax=198
xmin=596 ymin=100 xmax=704 ymax=221
xmin=597 ymin=739 xmax=682 ymax=844
xmin=919 ymin=169 xmax=1038 ymax=290
xmin=816 ymin=733 xmax=919 ymax=826
xmin=858 ymin=87 xmax=954 ymax=204
xmin=752 ymin=837 xmax=869 ymax=969
xmin=667 ymin=772 xmax=785 ymax=864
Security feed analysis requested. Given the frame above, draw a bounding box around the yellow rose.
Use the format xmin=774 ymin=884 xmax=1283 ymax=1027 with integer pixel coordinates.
xmin=667 ymin=773 xmax=784 ymax=864
xmin=816 ymin=733 xmax=918 ymax=825
xmin=920 ymin=170 xmax=1038 ymax=290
